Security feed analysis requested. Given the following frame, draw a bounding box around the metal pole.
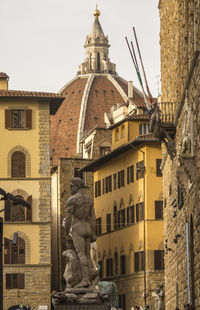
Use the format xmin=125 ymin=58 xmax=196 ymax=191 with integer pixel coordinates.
xmin=186 ymin=221 xmax=191 ymax=304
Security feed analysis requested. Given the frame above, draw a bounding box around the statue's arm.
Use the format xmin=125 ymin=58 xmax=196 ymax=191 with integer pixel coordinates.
xmin=64 ymin=197 xmax=74 ymax=235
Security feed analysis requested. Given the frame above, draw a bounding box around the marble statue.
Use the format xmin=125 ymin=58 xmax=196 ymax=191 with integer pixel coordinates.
xmin=63 ymin=177 xmax=97 ymax=288
xmin=154 ymin=283 xmax=165 ymax=310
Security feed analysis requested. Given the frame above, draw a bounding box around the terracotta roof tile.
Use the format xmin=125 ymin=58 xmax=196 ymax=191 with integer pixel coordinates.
xmin=0 ymin=89 xmax=63 ymax=99
xmin=0 ymin=72 xmax=9 ymax=78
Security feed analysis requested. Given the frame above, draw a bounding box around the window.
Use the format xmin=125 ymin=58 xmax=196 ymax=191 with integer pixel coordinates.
xmin=74 ymin=168 xmax=85 ymax=182
xmin=130 ymin=205 xmax=135 ymax=224
xmin=117 ymin=210 xmax=121 ymax=228
xmin=5 ymin=195 xmax=32 ymax=222
xmin=134 ymin=251 xmax=144 ymax=272
xmin=11 ymin=151 xmax=26 ymax=178
xmin=107 ymin=213 xmax=111 ymax=232
xmin=106 ymin=258 xmax=113 ymax=277
xmin=156 ymin=159 xmax=162 ymax=176
xmin=178 ymin=184 xmax=184 ymax=209
xmin=113 ymin=174 xmax=117 ymax=190
xmin=5 ymin=109 xmax=32 ymax=129
xmin=121 ymin=125 xmax=125 ymax=138
xmin=136 ymin=160 xmax=145 ymax=180
xmin=139 ymin=123 xmax=149 ymax=135
xmin=100 ymin=146 xmax=111 ymax=157
xmin=98 ymin=260 xmax=103 ymax=279
xmin=136 ymin=202 xmax=144 ymax=222
xmin=106 ymin=176 xmax=112 ymax=193
xmin=115 ymin=128 xmax=119 ymax=141
xmin=102 ymin=178 xmax=105 ymax=195
xmin=120 ymin=209 xmax=126 ymax=227
xmin=4 ymin=237 xmax=25 ymax=264
xmin=96 ymin=218 xmax=102 ymax=235
xmin=119 ymin=294 xmax=126 ymax=310
xmin=118 ymin=170 xmax=125 ymax=188
xmin=114 ymin=252 xmax=118 ymax=275
xmin=6 ymin=273 xmax=25 ymax=289
xmin=127 ymin=207 xmax=130 ymax=225
xmin=113 ymin=204 xmax=117 ymax=229
xmin=127 ymin=165 xmax=134 ymax=184
xmin=95 ymin=180 xmax=101 ymax=197
xmin=154 ymin=250 xmax=164 ymax=270
xmin=155 ymin=201 xmax=163 ymax=220
xmin=120 ymin=255 xmax=126 ymax=274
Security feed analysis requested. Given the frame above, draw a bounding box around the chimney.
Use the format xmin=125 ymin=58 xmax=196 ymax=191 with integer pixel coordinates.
xmin=128 ymin=81 xmax=133 ymax=98
xmin=0 ymin=73 xmax=9 ymax=90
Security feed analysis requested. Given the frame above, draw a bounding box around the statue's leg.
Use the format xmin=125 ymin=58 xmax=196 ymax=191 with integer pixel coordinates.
xmin=73 ymin=232 xmax=90 ymax=287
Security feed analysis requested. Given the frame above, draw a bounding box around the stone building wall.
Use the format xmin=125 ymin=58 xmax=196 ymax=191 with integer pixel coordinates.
xmin=3 ymin=265 xmax=51 ymax=309
xmin=159 ymin=0 xmax=200 ymax=308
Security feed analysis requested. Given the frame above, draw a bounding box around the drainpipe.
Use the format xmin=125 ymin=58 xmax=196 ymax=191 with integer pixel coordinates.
xmin=186 ymin=221 xmax=191 ymax=304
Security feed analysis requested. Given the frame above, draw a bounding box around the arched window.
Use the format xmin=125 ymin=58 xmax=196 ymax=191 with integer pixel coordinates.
xmin=113 ymin=202 xmax=117 ymax=230
xmin=5 ymin=195 xmax=32 ymax=222
xmin=106 ymin=250 xmax=113 ymax=277
xmin=129 ymin=246 xmax=134 ymax=273
xmin=120 ymin=248 xmax=126 ymax=275
xmin=97 ymin=53 xmax=101 ymax=71
xmin=119 ymin=198 xmax=125 ymax=227
xmin=4 ymin=237 xmax=25 ymax=264
xmin=121 ymin=125 xmax=125 ymax=138
xmin=114 ymin=251 xmax=118 ymax=276
xmin=11 ymin=151 xmax=26 ymax=177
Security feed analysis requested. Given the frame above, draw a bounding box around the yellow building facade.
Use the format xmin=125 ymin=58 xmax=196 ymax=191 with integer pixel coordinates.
xmin=0 ymin=74 xmax=63 ymax=309
xmin=82 ymin=115 xmax=164 ymax=309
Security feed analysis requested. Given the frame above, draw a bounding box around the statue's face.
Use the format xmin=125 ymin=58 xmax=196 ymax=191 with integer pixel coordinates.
xmin=70 ymin=182 xmax=79 ymax=195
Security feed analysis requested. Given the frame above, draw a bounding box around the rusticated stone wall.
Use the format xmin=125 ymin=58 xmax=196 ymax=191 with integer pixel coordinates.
xmin=159 ymin=0 xmax=200 ymax=309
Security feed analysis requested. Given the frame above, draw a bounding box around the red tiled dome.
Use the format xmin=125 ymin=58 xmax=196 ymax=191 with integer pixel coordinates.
xmin=51 ymin=74 xmax=145 ymax=165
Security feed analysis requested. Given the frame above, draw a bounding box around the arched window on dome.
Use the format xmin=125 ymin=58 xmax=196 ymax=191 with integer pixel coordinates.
xmin=97 ymin=53 xmax=101 ymax=71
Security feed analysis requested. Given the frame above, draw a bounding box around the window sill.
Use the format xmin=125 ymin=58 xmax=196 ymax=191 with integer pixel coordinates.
xmin=7 ymin=128 xmax=31 ymax=131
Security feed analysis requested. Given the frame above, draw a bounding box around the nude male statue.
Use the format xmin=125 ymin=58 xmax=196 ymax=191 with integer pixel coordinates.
xmin=63 ymin=177 xmax=97 ymax=288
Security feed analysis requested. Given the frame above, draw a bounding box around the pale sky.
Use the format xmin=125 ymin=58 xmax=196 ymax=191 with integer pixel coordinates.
xmin=0 ymin=0 xmax=160 ymax=96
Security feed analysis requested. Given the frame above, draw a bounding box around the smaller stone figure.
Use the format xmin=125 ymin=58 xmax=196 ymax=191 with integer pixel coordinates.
xmin=63 ymin=235 xmax=82 ymax=288
xmin=155 ymin=282 xmax=165 ymax=310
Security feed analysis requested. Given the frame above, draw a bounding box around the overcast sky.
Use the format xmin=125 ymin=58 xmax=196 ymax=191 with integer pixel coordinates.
xmin=0 ymin=0 xmax=160 ymax=96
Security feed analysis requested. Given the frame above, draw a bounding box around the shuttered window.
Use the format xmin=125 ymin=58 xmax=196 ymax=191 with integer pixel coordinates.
xmin=5 ymin=109 xmax=32 ymax=129
xmin=134 ymin=251 xmax=144 ymax=272
xmin=11 ymin=151 xmax=26 ymax=178
xmin=4 ymin=237 xmax=25 ymax=264
xmin=156 ymin=159 xmax=162 ymax=176
xmin=4 ymin=195 xmax=32 ymax=222
xmin=155 ymin=200 xmax=163 ymax=220
xmin=6 ymin=274 xmax=25 ymax=289
xmin=120 ymin=255 xmax=126 ymax=275
xmin=107 ymin=213 xmax=111 ymax=232
xmin=154 ymin=250 xmax=164 ymax=270
xmin=113 ymin=205 xmax=117 ymax=229
xmin=106 ymin=258 xmax=113 ymax=277
xmin=136 ymin=202 xmax=144 ymax=222
xmin=96 ymin=217 xmax=102 ymax=235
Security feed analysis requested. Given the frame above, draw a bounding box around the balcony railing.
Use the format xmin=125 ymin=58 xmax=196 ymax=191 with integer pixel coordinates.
xmin=158 ymin=102 xmax=177 ymax=123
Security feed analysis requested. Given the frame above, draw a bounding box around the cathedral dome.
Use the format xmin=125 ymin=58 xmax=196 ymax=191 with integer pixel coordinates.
xmin=51 ymin=10 xmax=145 ymax=165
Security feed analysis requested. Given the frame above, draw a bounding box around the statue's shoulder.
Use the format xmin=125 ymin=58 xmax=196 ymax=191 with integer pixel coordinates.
xmin=67 ymin=194 xmax=78 ymax=205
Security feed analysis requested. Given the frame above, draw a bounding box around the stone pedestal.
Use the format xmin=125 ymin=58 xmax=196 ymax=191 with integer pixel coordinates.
xmin=54 ymin=304 xmax=108 ymax=310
